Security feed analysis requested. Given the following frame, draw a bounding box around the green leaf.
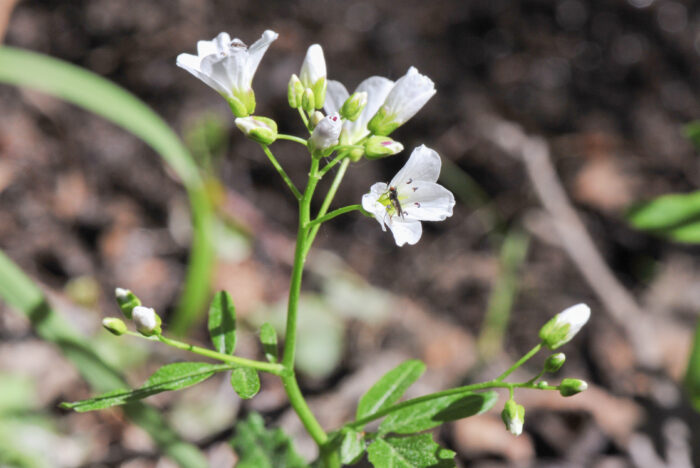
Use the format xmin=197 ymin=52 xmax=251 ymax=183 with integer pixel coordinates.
xmin=260 ymin=322 xmax=278 ymax=363
xmin=684 ymin=121 xmax=700 ymax=149
xmin=0 ymin=250 xmax=208 ymax=467
xmin=208 ymin=291 xmax=237 ymax=354
xmin=0 ymin=46 xmax=215 ymax=336
xmin=231 ymin=367 xmax=261 ymax=399
xmin=340 ymin=429 xmax=365 ymax=465
xmin=626 ymin=191 xmax=700 ymax=232
xmin=357 ymin=360 xmax=426 ymax=420
xmin=231 ymin=412 xmax=308 ymax=468
xmin=367 ymin=433 xmax=455 ymax=468
xmin=685 ymin=316 xmax=700 ymax=412
xmin=379 ymin=391 xmax=498 ymax=435
xmin=61 ymin=362 xmax=228 ymax=412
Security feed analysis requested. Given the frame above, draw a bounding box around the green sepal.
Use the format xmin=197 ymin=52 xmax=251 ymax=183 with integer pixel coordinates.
xmin=544 ymin=353 xmax=566 ymax=373
xmin=302 ymin=88 xmax=315 ymax=113
xmin=312 ymin=78 xmax=327 ymax=109
xmin=559 ymin=378 xmax=587 ymax=397
xmin=539 ymin=318 xmax=572 ymax=350
xmin=288 ymin=74 xmax=304 ymax=108
xmin=102 ymin=317 xmax=127 ymax=336
xmin=367 ymin=106 xmax=400 ymax=136
xmin=115 ymin=288 xmax=140 ymax=319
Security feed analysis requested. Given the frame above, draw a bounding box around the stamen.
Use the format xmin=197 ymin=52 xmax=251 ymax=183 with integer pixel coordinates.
xmin=414 ymin=202 xmax=421 ymax=207
xmin=406 ymin=178 xmax=413 ymax=184
xmin=412 ymin=187 xmax=418 ymax=192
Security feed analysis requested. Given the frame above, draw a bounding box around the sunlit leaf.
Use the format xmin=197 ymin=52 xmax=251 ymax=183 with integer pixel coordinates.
xmin=231 ymin=412 xmax=308 ymax=468
xmin=231 ymin=367 xmax=261 ymax=399
xmin=367 ymin=433 xmax=455 ymax=468
xmin=260 ymin=322 xmax=278 ymax=363
xmin=208 ymin=291 xmax=237 ymax=355
xmin=356 ymin=360 xmax=425 ymax=420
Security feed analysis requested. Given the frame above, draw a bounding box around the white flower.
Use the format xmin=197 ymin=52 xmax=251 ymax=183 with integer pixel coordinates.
xmin=132 ymin=306 xmax=161 ymax=336
xmin=361 ymin=145 xmax=455 ymax=246
xmin=299 ymin=44 xmax=327 ymax=109
xmin=176 ymin=30 xmax=278 ymax=116
xmin=539 ymin=303 xmax=591 ymax=350
xmin=367 ymin=67 xmax=436 ymax=136
xmin=309 ymin=112 xmax=342 ymax=153
xmin=325 ymin=76 xmax=395 ymax=144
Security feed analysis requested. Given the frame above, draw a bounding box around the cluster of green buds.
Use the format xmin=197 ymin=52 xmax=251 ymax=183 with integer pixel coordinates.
xmin=499 ymin=304 xmax=591 ymax=436
xmin=102 ymin=288 xmax=162 ymax=337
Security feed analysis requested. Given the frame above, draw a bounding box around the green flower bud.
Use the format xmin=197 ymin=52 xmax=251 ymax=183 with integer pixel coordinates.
xmin=132 ymin=306 xmax=162 ymax=336
xmin=288 ymin=74 xmax=304 ymax=108
xmin=559 ymin=378 xmax=588 ymax=397
xmin=235 ymin=116 xmax=278 ymax=145
xmin=302 ymin=88 xmax=315 ymax=114
xmin=102 ymin=317 xmax=127 ymax=336
xmin=544 ymin=353 xmax=566 ymax=373
xmin=310 ymin=111 xmax=325 ymax=128
xmin=537 ymin=381 xmax=549 ymax=389
xmin=340 ymin=91 xmax=368 ymax=121
xmin=364 ymin=136 xmax=404 ymax=159
xmin=115 ymin=288 xmax=140 ymax=320
xmin=539 ymin=303 xmax=590 ymax=350
xmin=501 ymin=399 xmax=525 ymax=436
xmin=227 ymin=87 xmax=256 ymax=118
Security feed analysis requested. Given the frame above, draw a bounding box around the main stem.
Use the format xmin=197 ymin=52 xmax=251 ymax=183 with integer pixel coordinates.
xmin=280 ymin=156 xmax=335 ymax=465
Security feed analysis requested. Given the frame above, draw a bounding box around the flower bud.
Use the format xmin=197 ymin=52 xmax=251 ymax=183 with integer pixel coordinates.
xmin=102 ymin=317 xmax=127 ymax=336
xmin=300 ymin=44 xmax=326 ymax=108
xmin=287 ymin=74 xmax=305 ymax=108
xmin=537 ymin=381 xmax=549 ymax=389
xmin=559 ymin=378 xmax=588 ymax=397
xmin=310 ymin=111 xmax=325 ymax=128
xmin=235 ymin=116 xmax=278 ymax=145
xmin=302 ymin=88 xmax=316 ymax=113
xmin=364 ymin=136 xmax=404 ymax=159
xmin=501 ymin=399 xmax=525 ymax=436
xmin=132 ymin=306 xmax=162 ymax=336
xmin=539 ymin=303 xmax=590 ymax=350
xmin=309 ymin=113 xmax=342 ymax=155
xmin=340 ymin=91 xmax=368 ymax=122
xmin=115 ymin=287 xmax=140 ymax=320
xmin=544 ymin=353 xmax=566 ymax=373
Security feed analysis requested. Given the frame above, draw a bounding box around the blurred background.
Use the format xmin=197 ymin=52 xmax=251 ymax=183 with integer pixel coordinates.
xmin=1 ymin=0 xmax=700 ymax=466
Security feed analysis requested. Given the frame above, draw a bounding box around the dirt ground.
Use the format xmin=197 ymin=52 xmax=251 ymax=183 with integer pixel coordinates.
xmin=2 ymin=0 xmax=700 ymax=467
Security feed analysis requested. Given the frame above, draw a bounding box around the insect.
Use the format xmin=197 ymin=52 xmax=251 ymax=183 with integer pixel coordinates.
xmin=388 ymin=186 xmax=404 ymax=219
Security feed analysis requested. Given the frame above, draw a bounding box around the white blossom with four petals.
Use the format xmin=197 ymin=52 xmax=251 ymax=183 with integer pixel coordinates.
xmin=362 ymin=145 xmax=455 ymax=246
xmin=176 ymin=30 xmax=278 ymax=116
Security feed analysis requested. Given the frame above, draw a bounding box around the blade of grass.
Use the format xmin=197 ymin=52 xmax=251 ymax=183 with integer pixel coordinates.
xmin=0 ymin=250 xmax=208 ymax=467
xmin=0 ymin=46 xmax=214 ymax=335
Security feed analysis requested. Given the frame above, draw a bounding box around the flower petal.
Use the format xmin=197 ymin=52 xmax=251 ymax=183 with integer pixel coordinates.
xmin=387 ymin=218 xmax=422 ymax=246
xmin=390 ymin=145 xmax=441 ymax=186
xmin=176 ymin=53 xmax=231 ymax=95
xmin=399 ymin=181 xmax=455 ymax=221
xmin=324 ymin=80 xmax=349 ymax=115
xmin=383 ymin=67 xmax=435 ymax=125
xmin=245 ymin=30 xmax=279 ymax=84
xmin=196 ymin=36 xmax=221 ymax=57
xmin=344 ymin=76 xmax=394 ymax=142
xmin=300 ymin=44 xmax=326 ymax=87
xmin=362 ymin=182 xmax=388 ymax=230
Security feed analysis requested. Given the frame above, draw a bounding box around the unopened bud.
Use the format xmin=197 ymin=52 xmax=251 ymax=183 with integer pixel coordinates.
xmin=559 ymin=378 xmax=588 ymax=397
xmin=309 ymin=113 xmax=342 ymax=155
xmin=102 ymin=317 xmax=127 ymax=336
xmin=364 ymin=136 xmax=404 ymax=159
xmin=288 ymin=74 xmax=304 ymax=108
xmin=132 ymin=306 xmax=162 ymax=336
xmin=544 ymin=353 xmax=566 ymax=373
xmin=539 ymin=303 xmax=590 ymax=350
xmin=310 ymin=111 xmax=325 ymax=128
xmin=302 ymin=88 xmax=315 ymax=113
xmin=300 ymin=44 xmax=327 ymax=108
xmin=340 ymin=91 xmax=368 ymax=121
xmin=537 ymin=381 xmax=549 ymax=389
xmin=501 ymin=399 xmax=525 ymax=436
xmin=235 ymin=116 xmax=278 ymax=145
xmin=115 ymin=288 xmax=140 ymax=320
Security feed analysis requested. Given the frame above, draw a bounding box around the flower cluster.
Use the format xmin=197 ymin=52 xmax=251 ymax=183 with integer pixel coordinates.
xmin=177 ymin=29 xmax=455 ymax=246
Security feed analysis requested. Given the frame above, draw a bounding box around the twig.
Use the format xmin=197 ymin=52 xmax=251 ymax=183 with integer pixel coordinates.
xmin=478 ymin=115 xmax=661 ymax=368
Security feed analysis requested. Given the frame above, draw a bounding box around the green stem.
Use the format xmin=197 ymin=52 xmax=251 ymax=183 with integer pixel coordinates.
xmin=495 ymin=342 xmax=543 ymax=382
xmin=319 ymin=152 xmax=348 ymax=177
xmin=346 ymin=377 xmax=559 ymax=430
xmin=304 ymin=158 xmax=351 ymax=256
xmin=306 ymin=205 xmax=363 ymax=229
xmin=281 ymin=373 xmax=328 ymax=446
xmin=260 ymin=144 xmax=302 ymax=200
xmin=277 ymin=133 xmax=309 ymax=146
xmin=298 ymin=108 xmax=311 ymax=133
xmin=144 ymin=334 xmax=285 ymax=375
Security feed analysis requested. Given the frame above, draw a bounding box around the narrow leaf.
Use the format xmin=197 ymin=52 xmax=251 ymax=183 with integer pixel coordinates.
xmin=260 ymin=322 xmax=278 ymax=363
xmin=231 ymin=367 xmax=261 ymax=399
xmin=367 ymin=433 xmax=455 ymax=468
xmin=357 ymin=360 xmax=426 ymax=420
xmin=626 ymin=191 xmax=700 ymax=231
xmin=231 ymin=412 xmax=308 ymax=468
xmin=685 ymin=317 xmax=700 ymax=412
xmin=340 ymin=429 xmax=365 ymax=465
xmin=61 ymin=362 xmax=228 ymax=412
xmin=208 ymin=291 xmax=237 ymax=354
xmin=379 ymin=390 xmax=498 ymax=435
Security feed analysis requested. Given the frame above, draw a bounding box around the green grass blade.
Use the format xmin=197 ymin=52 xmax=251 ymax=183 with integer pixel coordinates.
xmin=0 ymin=46 xmax=215 ymax=335
xmin=685 ymin=316 xmax=700 ymax=412
xmin=0 ymin=250 xmax=208 ymax=467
